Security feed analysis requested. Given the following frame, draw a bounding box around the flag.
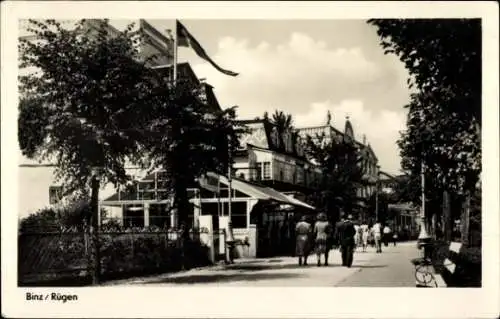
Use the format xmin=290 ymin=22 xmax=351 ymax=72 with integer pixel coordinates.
xmin=176 ymin=20 xmax=238 ymax=77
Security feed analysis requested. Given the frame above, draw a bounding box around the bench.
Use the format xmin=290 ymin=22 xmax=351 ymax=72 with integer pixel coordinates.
xmin=435 ymin=241 xmax=481 ymax=287
xmin=411 ymin=241 xmax=463 ymax=288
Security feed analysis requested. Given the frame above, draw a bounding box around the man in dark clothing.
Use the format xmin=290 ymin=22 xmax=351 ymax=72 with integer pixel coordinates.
xmin=334 ymin=214 xmax=345 ymax=249
xmin=336 ymin=214 xmax=357 ymax=267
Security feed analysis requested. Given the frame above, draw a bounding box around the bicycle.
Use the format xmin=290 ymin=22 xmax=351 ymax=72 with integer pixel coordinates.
xmin=411 ymin=241 xmax=454 ymax=287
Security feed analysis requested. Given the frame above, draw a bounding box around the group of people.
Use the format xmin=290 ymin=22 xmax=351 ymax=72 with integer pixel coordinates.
xmin=295 ymin=212 xmax=358 ymax=268
xmin=295 ymin=213 xmax=399 ymax=267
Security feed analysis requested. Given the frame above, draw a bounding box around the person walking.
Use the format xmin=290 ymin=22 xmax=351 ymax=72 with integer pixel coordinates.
xmin=337 ymin=214 xmax=356 ymax=267
xmin=295 ymin=215 xmax=312 ymax=266
xmin=392 ymin=230 xmax=398 ymax=246
xmin=313 ymin=212 xmax=332 ymax=267
xmin=361 ymin=221 xmax=369 ymax=252
xmin=334 ymin=213 xmax=345 ymax=248
xmin=372 ymin=220 xmax=383 ymax=253
xmin=354 ymin=223 xmax=360 ymax=250
xmin=383 ymin=224 xmax=391 ymax=247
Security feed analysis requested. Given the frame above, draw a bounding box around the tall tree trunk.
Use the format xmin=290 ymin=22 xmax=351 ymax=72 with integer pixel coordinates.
xmin=173 ymin=172 xmax=191 ymax=270
xmin=443 ymin=190 xmax=451 ymax=242
xmin=461 ymin=191 xmax=471 ymax=246
xmin=90 ymin=175 xmax=101 ymax=285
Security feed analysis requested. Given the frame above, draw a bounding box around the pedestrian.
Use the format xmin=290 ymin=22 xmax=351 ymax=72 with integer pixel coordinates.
xmin=354 ymin=223 xmax=360 ymax=250
xmin=334 ymin=213 xmax=346 ymax=248
xmin=338 ymin=214 xmax=356 ymax=267
xmin=361 ymin=221 xmax=369 ymax=252
xmin=392 ymin=230 xmax=398 ymax=246
xmin=372 ymin=220 xmax=382 ymax=253
xmin=313 ymin=212 xmax=332 ymax=267
xmin=295 ymin=215 xmax=312 ymax=266
xmin=383 ymin=224 xmax=391 ymax=247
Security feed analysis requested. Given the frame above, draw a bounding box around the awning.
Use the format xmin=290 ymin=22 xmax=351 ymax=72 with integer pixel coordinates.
xmin=204 ymin=172 xmax=316 ymax=210
xmin=284 ymin=195 xmax=316 ymax=210
xmin=388 ymin=203 xmax=417 ymax=212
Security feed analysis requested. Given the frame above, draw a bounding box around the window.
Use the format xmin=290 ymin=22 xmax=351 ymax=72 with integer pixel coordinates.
xmin=49 ymin=186 xmax=63 ymax=204
xmin=221 ymin=202 xmax=247 ymax=228
xmin=124 ymin=205 xmax=144 ymax=227
xmin=282 ymin=162 xmax=294 ymax=183
xmin=255 ymin=163 xmax=262 ymax=181
xmin=149 ymin=204 xmax=170 ymax=228
xmin=263 ymin=162 xmax=271 ymax=180
xmin=296 ymin=167 xmax=304 ymax=185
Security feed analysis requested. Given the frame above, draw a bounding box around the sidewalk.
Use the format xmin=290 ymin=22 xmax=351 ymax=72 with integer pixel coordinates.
xmin=102 ymin=242 xmax=419 ymax=287
xmin=336 ymin=241 xmax=420 ymax=287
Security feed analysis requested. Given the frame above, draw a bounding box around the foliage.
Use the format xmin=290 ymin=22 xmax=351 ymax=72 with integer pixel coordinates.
xmin=18 ymin=198 xmax=108 ymax=232
xmin=367 ymin=19 xmax=481 ymax=201
xmin=304 ymin=131 xmax=365 ymax=220
xmin=269 ymin=110 xmax=293 ymax=133
xmin=18 ymin=228 xmax=211 ymax=285
xmin=139 ymin=76 xmax=243 ymax=227
xmin=19 ymin=19 xmax=242 ymax=231
xmin=18 ymin=19 xmax=158 ymax=197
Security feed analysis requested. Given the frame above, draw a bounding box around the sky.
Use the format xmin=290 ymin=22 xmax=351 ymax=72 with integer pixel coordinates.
xmin=19 ymin=19 xmax=412 ymax=175
xmin=141 ymin=19 xmax=411 ymax=175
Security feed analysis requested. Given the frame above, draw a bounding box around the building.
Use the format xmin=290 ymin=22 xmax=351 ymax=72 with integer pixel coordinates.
xmin=18 ymin=19 xmax=315 ymax=259
xmin=297 ymin=117 xmax=380 ymax=216
xmin=233 ymin=119 xmax=323 ymax=196
xmin=378 ymin=172 xmax=419 ymax=239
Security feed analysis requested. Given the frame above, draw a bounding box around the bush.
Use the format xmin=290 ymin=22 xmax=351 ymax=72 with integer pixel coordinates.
xmin=19 ymin=227 xmax=212 ymax=285
xmin=98 ymin=228 xmax=211 ymax=279
xmin=19 ymin=198 xmax=109 ymax=233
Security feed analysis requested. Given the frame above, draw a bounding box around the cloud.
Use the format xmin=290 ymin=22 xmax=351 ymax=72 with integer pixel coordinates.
xmin=190 ymin=32 xmax=385 ymax=117
xmin=190 ymin=32 xmax=409 ymax=173
xmin=295 ymin=100 xmax=406 ymax=175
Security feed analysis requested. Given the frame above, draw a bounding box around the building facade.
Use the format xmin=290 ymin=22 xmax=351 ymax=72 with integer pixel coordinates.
xmin=297 ymin=117 xmax=380 ymax=213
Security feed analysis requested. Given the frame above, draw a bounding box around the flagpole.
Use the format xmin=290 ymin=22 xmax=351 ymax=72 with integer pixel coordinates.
xmin=173 ymin=20 xmax=178 ymax=83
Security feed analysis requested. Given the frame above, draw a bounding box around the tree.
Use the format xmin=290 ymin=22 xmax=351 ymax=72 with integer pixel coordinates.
xmin=270 ymin=110 xmax=293 ymax=133
xmin=304 ymin=131 xmax=365 ymax=222
xmin=137 ymin=76 xmax=243 ymax=269
xmin=368 ymin=19 xmax=482 ymax=232
xmin=140 ymin=78 xmax=242 ymax=232
xmin=19 ymin=19 xmax=156 ymax=197
xmin=18 ymin=19 xmax=163 ymax=283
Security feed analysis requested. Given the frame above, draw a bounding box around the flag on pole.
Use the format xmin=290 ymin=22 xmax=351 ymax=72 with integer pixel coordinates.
xmin=176 ymin=20 xmax=238 ymax=77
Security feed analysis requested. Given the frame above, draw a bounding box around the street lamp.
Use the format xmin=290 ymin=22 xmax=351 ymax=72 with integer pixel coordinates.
xmin=225 ymin=134 xmax=236 ymax=263
xmin=375 ymin=165 xmax=381 ymax=222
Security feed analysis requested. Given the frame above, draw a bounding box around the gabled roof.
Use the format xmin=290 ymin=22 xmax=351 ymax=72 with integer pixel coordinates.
xmin=237 ymin=118 xmax=308 ymax=159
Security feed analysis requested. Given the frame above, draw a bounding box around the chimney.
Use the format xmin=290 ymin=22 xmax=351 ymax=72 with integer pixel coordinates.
xmin=363 ymin=134 xmax=366 ymax=145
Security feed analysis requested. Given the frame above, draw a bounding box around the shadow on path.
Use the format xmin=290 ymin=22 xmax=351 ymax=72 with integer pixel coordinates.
xmin=350 ymin=264 xmax=387 ymax=269
xmin=142 ymin=272 xmax=303 ymax=284
xmin=226 ymin=262 xmax=344 ymax=272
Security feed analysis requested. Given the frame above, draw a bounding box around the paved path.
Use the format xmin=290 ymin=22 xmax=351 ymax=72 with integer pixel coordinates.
xmin=336 ymin=241 xmax=420 ymax=287
xmin=103 ymin=241 xmax=420 ymax=287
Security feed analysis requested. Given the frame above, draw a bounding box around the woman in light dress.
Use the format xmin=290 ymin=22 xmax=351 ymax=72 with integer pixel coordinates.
xmin=354 ymin=224 xmax=361 ymax=249
xmin=360 ymin=222 xmax=370 ymax=252
xmin=295 ymin=215 xmax=312 ymax=266
xmin=313 ymin=212 xmax=333 ymax=267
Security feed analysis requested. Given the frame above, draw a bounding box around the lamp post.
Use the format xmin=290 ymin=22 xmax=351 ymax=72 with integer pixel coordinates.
xmin=225 ymin=134 xmax=235 ymax=263
xmin=375 ymin=165 xmax=381 ymax=222
xmin=418 ymin=162 xmax=432 ymax=258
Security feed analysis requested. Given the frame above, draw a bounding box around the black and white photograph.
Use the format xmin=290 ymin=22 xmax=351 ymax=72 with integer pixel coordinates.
xmin=2 ymin=1 xmax=499 ymax=318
